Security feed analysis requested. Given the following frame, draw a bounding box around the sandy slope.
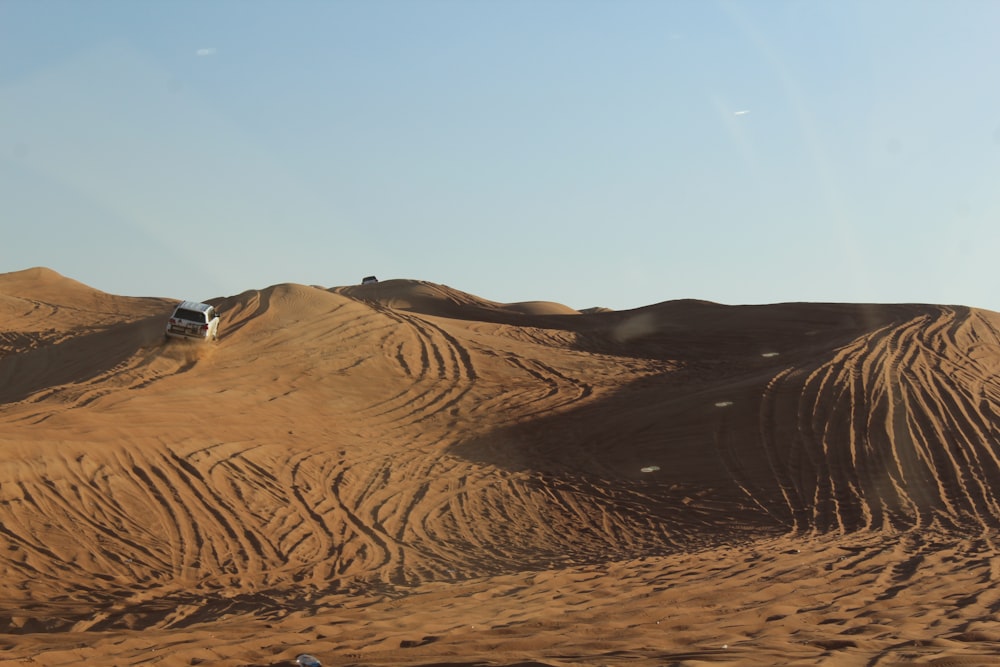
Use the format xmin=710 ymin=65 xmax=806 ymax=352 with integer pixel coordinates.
xmin=3 ymin=267 xmax=1000 ymax=666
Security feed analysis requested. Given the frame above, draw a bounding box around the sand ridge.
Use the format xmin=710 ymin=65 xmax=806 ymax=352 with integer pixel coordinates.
xmin=3 ymin=267 xmax=1000 ymax=666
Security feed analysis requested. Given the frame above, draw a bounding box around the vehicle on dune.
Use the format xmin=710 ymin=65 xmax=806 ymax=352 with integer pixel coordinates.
xmin=165 ymin=300 xmax=220 ymax=341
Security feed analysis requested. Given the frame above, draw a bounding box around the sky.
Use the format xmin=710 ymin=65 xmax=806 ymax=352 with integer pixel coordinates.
xmin=2 ymin=0 xmax=1000 ymax=311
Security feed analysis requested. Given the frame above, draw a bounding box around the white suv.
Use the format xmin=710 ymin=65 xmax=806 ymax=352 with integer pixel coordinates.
xmin=165 ymin=300 xmax=220 ymax=341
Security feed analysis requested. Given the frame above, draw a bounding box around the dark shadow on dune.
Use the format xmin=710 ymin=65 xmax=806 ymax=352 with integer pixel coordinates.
xmin=448 ymin=356 xmax=792 ymax=537
xmin=561 ymin=300 xmax=931 ymax=362
xmin=0 ymin=314 xmax=182 ymax=404
xmin=449 ymin=301 xmax=982 ymax=540
xmin=450 ymin=303 xmax=921 ymax=478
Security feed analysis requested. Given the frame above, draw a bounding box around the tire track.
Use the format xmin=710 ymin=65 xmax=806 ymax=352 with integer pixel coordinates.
xmin=358 ymin=306 xmax=476 ymax=430
xmin=750 ymin=306 xmax=1000 ymax=535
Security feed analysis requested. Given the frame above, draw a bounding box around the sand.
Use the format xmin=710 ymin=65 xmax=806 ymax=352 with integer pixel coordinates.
xmin=3 ymin=266 xmax=1000 ymax=666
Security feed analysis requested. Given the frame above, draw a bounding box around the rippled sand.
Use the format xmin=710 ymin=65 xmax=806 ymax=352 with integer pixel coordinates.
xmin=3 ymin=267 xmax=1000 ymax=666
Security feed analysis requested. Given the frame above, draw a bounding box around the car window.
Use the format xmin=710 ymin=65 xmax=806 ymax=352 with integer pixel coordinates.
xmin=174 ymin=309 xmax=205 ymax=322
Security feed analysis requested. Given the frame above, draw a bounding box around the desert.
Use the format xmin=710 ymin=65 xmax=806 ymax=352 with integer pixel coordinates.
xmin=3 ymin=265 xmax=1000 ymax=666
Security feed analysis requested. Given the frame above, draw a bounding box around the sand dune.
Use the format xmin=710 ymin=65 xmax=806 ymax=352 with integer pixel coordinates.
xmin=3 ymin=267 xmax=1000 ymax=666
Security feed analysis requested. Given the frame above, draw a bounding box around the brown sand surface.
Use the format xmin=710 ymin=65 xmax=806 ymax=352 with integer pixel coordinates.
xmin=4 ymin=266 xmax=1000 ymax=666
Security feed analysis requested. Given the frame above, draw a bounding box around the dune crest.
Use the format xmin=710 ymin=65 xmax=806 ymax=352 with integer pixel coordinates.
xmin=3 ymin=270 xmax=1000 ymax=666
xmin=333 ymin=279 xmax=581 ymax=320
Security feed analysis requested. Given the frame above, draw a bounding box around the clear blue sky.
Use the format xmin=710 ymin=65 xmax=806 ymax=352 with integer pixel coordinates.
xmin=3 ymin=1 xmax=999 ymax=311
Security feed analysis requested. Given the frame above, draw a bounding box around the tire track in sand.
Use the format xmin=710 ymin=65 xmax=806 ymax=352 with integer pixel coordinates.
xmin=748 ymin=306 xmax=1000 ymax=534
xmin=357 ymin=304 xmax=477 ymax=430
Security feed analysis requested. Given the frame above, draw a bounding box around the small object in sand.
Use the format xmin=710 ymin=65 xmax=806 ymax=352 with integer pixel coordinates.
xmin=640 ymin=465 xmax=660 ymax=473
xmin=296 ymin=655 xmax=322 ymax=667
